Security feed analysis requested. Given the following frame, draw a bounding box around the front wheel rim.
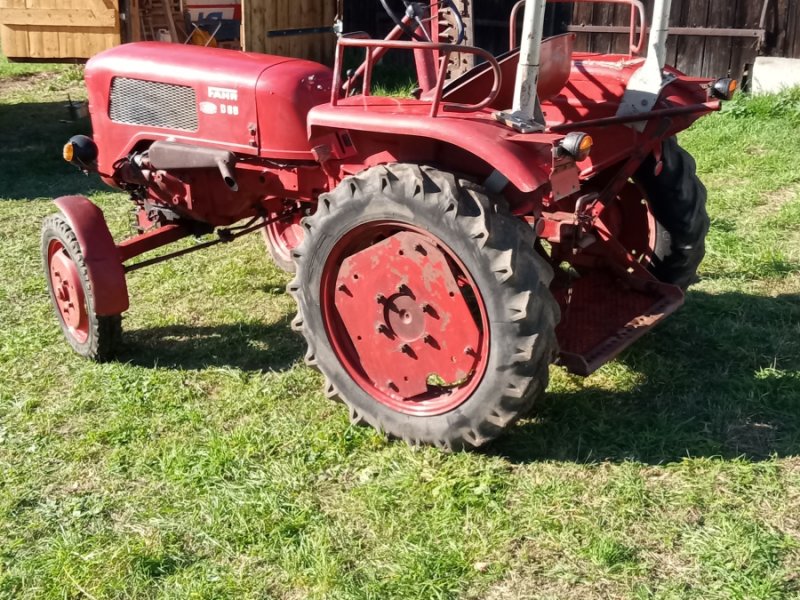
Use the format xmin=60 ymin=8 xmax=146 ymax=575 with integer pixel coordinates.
xmin=320 ymin=222 xmax=490 ymax=417
xmin=47 ymin=239 xmax=89 ymax=345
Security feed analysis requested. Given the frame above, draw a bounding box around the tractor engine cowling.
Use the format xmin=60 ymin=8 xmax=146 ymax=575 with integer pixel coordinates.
xmin=84 ymin=42 xmax=333 ymax=224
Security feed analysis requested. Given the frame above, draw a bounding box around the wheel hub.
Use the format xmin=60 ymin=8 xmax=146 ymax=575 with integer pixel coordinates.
xmin=386 ymin=294 xmax=425 ymax=341
xmin=48 ymin=241 xmax=88 ymax=341
xmin=333 ymin=231 xmax=482 ymax=400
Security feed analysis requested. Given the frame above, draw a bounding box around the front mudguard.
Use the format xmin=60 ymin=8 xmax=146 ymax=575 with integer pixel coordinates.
xmin=53 ymin=195 xmax=129 ymax=316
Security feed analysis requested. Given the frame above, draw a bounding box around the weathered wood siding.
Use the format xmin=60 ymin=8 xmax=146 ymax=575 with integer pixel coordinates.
xmin=0 ymin=0 xmax=120 ymax=60
xmin=572 ymin=0 xmax=800 ymax=79
xmin=242 ymin=0 xmax=338 ymax=65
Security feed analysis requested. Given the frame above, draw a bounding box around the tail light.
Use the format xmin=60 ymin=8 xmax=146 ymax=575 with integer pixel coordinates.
xmin=711 ymin=78 xmax=738 ymax=101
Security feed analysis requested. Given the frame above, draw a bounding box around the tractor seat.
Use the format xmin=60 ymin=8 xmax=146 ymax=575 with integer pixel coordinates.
xmin=440 ymin=33 xmax=576 ymax=109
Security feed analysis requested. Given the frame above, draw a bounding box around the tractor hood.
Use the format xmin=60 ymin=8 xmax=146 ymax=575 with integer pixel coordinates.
xmin=85 ymin=42 xmax=332 ymax=172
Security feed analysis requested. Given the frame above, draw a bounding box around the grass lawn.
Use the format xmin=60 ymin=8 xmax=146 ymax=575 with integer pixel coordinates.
xmin=1 ymin=61 xmax=799 ymax=599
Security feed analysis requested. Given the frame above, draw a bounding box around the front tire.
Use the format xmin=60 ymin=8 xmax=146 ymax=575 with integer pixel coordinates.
xmin=42 ymin=214 xmax=122 ymax=361
xmin=289 ymin=164 xmax=559 ymax=450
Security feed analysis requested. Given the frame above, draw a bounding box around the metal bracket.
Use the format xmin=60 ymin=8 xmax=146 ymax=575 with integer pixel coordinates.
xmin=494 ymin=110 xmax=545 ymax=134
xmin=494 ymin=97 xmax=546 ymax=133
xmin=617 ymin=69 xmax=676 ymax=131
xmin=616 ymin=0 xmax=675 ymax=130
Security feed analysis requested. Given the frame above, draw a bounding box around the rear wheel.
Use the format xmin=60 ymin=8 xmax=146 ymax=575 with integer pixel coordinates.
xmin=635 ymin=136 xmax=710 ymax=289
xmin=262 ymin=206 xmax=305 ymax=273
xmin=599 ymin=138 xmax=709 ymax=290
xmin=289 ymin=164 xmax=560 ymax=450
xmin=41 ymin=214 xmax=122 ymax=361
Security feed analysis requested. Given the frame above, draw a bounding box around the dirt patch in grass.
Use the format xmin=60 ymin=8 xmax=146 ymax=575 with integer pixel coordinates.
xmin=754 ymin=184 xmax=800 ymax=218
xmin=0 ymin=71 xmax=57 ymax=97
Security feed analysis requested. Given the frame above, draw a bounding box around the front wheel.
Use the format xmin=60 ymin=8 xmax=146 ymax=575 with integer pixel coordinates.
xmin=289 ymin=164 xmax=560 ymax=450
xmin=41 ymin=214 xmax=122 ymax=361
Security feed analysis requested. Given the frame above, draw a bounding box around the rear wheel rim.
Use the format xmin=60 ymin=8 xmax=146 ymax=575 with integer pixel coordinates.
xmin=602 ymin=181 xmax=659 ymax=266
xmin=265 ymin=211 xmax=304 ymax=264
xmin=320 ymin=221 xmax=490 ymax=417
xmin=47 ymin=239 xmax=89 ymax=345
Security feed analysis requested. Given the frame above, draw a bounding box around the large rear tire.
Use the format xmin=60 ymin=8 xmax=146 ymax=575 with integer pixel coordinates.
xmin=42 ymin=214 xmax=122 ymax=361
xmin=635 ymin=136 xmax=710 ymax=289
xmin=289 ymin=164 xmax=560 ymax=450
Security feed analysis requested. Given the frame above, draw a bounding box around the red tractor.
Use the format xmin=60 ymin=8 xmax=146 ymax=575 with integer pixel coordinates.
xmin=43 ymin=0 xmax=736 ymax=449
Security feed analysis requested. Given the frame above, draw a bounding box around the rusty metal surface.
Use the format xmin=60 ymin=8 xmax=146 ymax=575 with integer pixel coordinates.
xmin=333 ymin=231 xmax=481 ymax=399
xmin=556 ymin=273 xmax=684 ymax=376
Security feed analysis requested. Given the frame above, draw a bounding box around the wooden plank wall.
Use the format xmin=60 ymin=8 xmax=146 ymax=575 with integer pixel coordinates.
xmin=572 ymin=0 xmax=800 ymax=79
xmin=768 ymin=0 xmax=800 ymax=60
xmin=345 ymin=0 xmax=570 ymax=56
xmin=242 ymin=0 xmax=337 ymax=65
xmin=0 ymin=0 xmax=120 ymax=60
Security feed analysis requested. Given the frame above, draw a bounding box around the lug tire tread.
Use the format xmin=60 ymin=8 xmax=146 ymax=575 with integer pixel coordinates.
xmin=289 ymin=164 xmax=559 ymax=450
xmin=637 ymin=137 xmax=710 ymax=289
xmin=41 ymin=214 xmax=122 ymax=362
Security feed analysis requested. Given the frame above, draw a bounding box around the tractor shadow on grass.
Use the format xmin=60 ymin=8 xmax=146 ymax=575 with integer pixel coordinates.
xmin=492 ymin=289 xmax=800 ymax=465
xmin=113 ymin=288 xmax=800 ymax=464
xmin=117 ymin=317 xmax=304 ymax=373
xmin=0 ymin=101 xmax=101 ymax=200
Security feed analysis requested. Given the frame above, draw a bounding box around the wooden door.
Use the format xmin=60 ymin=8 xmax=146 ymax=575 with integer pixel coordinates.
xmin=0 ymin=0 xmax=120 ymax=60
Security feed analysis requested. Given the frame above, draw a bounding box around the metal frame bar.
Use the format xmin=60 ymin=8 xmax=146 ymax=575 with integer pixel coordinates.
xmin=331 ymin=36 xmax=503 ymax=118
xmin=548 ymin=100 xmax=721 ymax=132
xmin=567 ymin=24 xmax=765 ymax=40
xmin=511 ymin=0 xmax=647 ymax=56
xmin=118 ymin=213 xmax=290 ymax=274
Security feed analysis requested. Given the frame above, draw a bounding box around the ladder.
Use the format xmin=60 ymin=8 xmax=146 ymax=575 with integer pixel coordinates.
xmin=140 ymin=0 xmax=183 ymax=42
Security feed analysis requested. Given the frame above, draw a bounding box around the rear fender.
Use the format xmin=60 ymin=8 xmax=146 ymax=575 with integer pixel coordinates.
xmin=308 ymin=106 xmax=558 ymax=194
xmin=54 ymin=195 xmax=129 ymax=316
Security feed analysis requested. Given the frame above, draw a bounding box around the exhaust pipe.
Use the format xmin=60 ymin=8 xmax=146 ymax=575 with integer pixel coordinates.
xmin=148 ymin=141 xmax=239 ymax=192
xmin=216 ymin=157 xmax=239 ymax=192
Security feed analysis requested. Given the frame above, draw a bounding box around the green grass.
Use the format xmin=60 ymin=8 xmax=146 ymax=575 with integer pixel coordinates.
xmin=1 ymin=65 xmax=800 ymax=598
xmin=0 ymin=54 xmax=67 ymax=80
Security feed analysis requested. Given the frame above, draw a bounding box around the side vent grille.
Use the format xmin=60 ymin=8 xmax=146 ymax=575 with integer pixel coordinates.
xmin=109 ymin=77 xmax=198 ymax=131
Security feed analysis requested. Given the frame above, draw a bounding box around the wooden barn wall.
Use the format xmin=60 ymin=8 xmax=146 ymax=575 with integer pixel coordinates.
xmin=243 ymin=0 xmax=338 ymax=65
xmin=768 ymin=0 xmax=800 ymax=60
xmin=571 ymin=0 xmax=800 ymax=79
xmin=0 ymin=0 xmax=120 ymax=60
xmin=348 ymin=1 xmax=799 ymax=80
xmin=345 ymin=0 xmax=569 ymax=56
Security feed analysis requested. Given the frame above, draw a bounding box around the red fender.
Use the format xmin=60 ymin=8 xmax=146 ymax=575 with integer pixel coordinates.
xmin=54 ymin=195 xmax=129 ymax=316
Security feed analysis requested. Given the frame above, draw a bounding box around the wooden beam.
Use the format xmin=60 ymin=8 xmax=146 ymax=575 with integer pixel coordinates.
xmin=0 ymin=8 xmax=117 ymax=28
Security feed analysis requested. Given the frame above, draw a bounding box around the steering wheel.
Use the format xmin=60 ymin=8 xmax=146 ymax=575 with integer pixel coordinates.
xmin=379 ymin=0 xmax=466 ymax=44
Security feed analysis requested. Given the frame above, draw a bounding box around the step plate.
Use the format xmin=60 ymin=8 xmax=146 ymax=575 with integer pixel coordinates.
xmin=553 ymin=270 xmax=684 ymax=376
